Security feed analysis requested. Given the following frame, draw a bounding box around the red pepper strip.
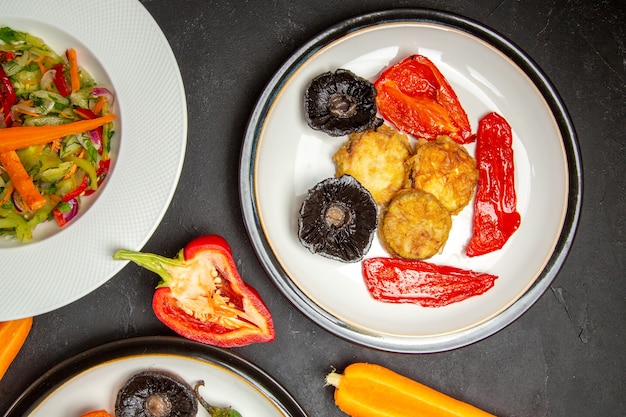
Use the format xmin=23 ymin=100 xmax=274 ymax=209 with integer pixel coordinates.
xmin=466 ymin=112 xmax=521 ymax=257
xmin=374 ymin=54 xmax=473 ymax=144
xmin=362 ymin=257 xmax=498 ymax=307
xmin=0 ymin=66 xmax=17 ymax=106
xmin=1 ymin=90 xmax=12 ymax=127
xmin=51 ymin=63 xmax=71 ymax=97
xmin=0 ymin=51 xmax=16 ymax=62
xmin=52 ymin=197 xmax=78 ymax=227
xmin=62 ymin=174 xmax=88 ymax=202
xmin=83 ymin=158 xmax=110 ymax=196
xmin=74 ymin=108 xmax=105 ymax=154
xmin=74 ymin=107 xmax=98 ymax=119
xmin=113 ymin=235 xmax=275 ymax=347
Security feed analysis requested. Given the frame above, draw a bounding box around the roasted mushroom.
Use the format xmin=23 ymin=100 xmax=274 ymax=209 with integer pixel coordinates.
xmin=304 ymin=69 xmax=383 ymax=136
xmin=298 ymin=175 xmax=377 ymax=262
xmin=115 ymin=370 xmax=198 ymax=417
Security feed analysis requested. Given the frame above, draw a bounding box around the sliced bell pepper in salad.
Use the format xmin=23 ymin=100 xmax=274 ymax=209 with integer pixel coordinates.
xmin=466 ymin=112 xmax=521 ymax=257
xmin=374 ymin=54 xmax=473 ymax=144
xmin=113 ymin=235 xmax=276 ymax=348
xmin=362 ymin=257 xmax=498 ymax=307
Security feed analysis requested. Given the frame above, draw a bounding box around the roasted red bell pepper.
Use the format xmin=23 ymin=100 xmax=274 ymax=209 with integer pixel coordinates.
xmin=374 ymin=54 xmax=473 ymax=144
xmin=113 ymin=235 xmax=275 ymax=347
xmin=466 ymin=112 xmax=521 ymax=257
xmin=362 ymin=257 xmax=498 ymax=307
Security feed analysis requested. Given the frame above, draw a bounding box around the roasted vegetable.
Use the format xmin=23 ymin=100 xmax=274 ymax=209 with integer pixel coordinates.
xmin=380 ymin=189 xmax=452 ymax=260
xmin=374 ymin=54 xmax=473 ymax=144
xmin=304 ymin=69 xmax=382 ymax=136
xmin=0 ymin=317 xmax=32 ymax=380
xmin=333 ymin=124 xmax=412 ymax=206
xmin=113 ymin=235 xmax=275 ymax=348
xmin=326 ymin=363 xmax=495 ymax=417
xmin=115 ymin=370 xmax=197 ymax=417
xmin=405 ymin=135 xmax=478 ymax=215
xmin=466 ymin=112 xmax=520 ymax=257
xmin=362 ymin=257 xmax=498 ymax=307
xmin=298 ymin=175 xmax=378 ymax=262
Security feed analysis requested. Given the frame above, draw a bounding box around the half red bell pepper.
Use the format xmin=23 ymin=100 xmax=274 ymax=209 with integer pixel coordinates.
xmin=466 ymin=112 xmax=521 ymax=257
xmin=113 ymin=235 xmax=275 ymax=347
xmin=362 ymin=257 xmax=498 ymax=307
xmin=374 ymin=54 xmax=473 ymax=144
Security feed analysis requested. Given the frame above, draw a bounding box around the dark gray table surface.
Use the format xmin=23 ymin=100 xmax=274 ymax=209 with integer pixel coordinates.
xmin=2 ymin=1 xmax=624 ymax=416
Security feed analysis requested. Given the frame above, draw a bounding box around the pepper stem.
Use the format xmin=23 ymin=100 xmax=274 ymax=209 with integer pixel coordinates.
xmin=113 ymin=249 xmax=185 ymax=286
xmin=193 ymin=381 xmax=242 ymax=417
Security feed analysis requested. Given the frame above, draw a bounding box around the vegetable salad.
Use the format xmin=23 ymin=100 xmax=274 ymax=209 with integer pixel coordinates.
xmin=0 ymin=26 xmax=115 ymax=241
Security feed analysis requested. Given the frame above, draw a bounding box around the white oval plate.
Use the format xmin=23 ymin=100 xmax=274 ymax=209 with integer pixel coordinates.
xmin=4 ymin=336 xmax=307 ymax=417
xmin=1 ymin=0 xmax=186 ymax=320
xmin=240 ymin=10 xmax=582 ymax=352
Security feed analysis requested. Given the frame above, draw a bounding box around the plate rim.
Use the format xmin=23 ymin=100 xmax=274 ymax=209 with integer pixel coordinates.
xmin=3 ymin=335 xmax=308 ymax=417
xmin=239 ymin=8 xmax=582 ymax=353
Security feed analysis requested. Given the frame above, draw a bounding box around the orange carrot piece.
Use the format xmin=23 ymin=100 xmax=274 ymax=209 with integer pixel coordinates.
xmin=92 ymin=95 xmax=105 ymax=115
xmin=67 ymin=48 xmax=80 ymax=93
xmin=50 ymin=137 xmax=61 ymax=153
xmin=0 ymin=317 xmax=33 ymax=380
xmin=35 ymin=58 xmax=46 ymax=75
xmin=79 ymin=410 xmax=113 ymax=417
xmin=0 ymin=114 xmax=115 ymax=153
xmin=0 ymin=151 xmax=46 ymax=211
xmin=0 ymin=182 xmax=15 ymax=205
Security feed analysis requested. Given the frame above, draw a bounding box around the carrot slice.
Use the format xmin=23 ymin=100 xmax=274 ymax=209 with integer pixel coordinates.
xmin=0 ymin=317 xmax=33 ymax=380
xmin=67 ymin=48 xmax=80 ymax=93
xmin=79 ymin=410 xmax=112 ymax=417
xmin=92 ymin=95 xmax=105 ymax=115
xmin=0 ymin=114 xmax=115 ymax=153
xmin=0 ymin=151 xmax=46 ymax=210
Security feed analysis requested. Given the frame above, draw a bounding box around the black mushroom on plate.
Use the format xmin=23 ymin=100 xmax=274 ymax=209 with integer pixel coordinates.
xmin=304 ymin=69 xmax=383 ymax=136
xmin=115 ymin=370 xmax=198 ymax=417
xmin=298 ymin=174 xmax=378 ymax=263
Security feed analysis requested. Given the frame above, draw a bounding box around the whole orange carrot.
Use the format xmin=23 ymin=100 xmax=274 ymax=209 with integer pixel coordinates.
xmin=0 ymin=114 xmax=115 ymax=153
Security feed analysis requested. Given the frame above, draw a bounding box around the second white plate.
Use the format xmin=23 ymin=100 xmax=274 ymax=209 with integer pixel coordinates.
xmin=240 ymin=9 xmax=582 ymax=352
